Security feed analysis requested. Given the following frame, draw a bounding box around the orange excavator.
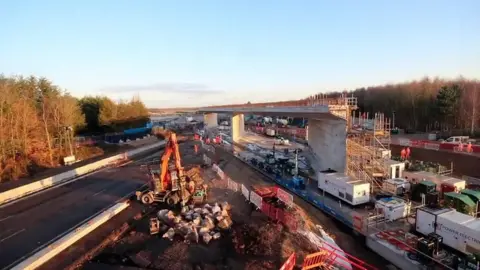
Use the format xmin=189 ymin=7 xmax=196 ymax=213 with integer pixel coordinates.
xmin=136 ymin=131 xmax=207 ymax=206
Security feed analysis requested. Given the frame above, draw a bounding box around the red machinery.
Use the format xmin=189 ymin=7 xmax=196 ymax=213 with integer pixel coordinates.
xmin=136 ymin=132 xmax=207 ymax=206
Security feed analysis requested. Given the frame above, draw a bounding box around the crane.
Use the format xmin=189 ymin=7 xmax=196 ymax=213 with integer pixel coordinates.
xmin=136 ymin=131 xmax=207 ymax=206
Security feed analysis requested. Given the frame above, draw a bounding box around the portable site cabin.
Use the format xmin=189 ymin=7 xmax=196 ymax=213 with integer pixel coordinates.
xmin=383 ymin=159 xmax=405 ymax=179
xmin=317 ymin=171 xmax=370 ymax=206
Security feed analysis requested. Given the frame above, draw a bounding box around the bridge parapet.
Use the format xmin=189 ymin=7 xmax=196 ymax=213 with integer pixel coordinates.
xmin=202 ymin=96 xmax=358 ymax=110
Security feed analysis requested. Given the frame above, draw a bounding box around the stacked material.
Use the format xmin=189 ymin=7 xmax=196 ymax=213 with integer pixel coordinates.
xmin=153 ymin=202 xmax=233 ymax=244
xmin=185 ymin=166 xmax=204 ymax=185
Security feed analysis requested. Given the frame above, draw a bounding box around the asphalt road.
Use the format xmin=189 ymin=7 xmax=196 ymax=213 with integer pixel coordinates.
xmin=0 ymin=157 xmax=155 ymax=269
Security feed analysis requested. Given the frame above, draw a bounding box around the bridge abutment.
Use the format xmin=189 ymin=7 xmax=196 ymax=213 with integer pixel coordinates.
xmin=231 ymin=113 xmax=245 ymax=143
xmin=307 ymin=118 xmax=347 ymax=172
xmin=203 ymin=113 xmax=218 ymax=128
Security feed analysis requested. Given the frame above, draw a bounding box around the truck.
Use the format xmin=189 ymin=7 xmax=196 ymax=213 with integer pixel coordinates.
xmin=439 ymin=136 xmax=476 ymax=144
xmin=415 ymin=207 xmax=480 ymax=256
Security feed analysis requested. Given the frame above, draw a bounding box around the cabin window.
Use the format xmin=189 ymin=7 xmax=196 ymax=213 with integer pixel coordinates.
xmin=346 ymin=193 xmax=353 ymax=202
xmin=395 ymin=166 xmax=400 ymax=178
xmin=338 ymin=191 xmax=345 ymax=198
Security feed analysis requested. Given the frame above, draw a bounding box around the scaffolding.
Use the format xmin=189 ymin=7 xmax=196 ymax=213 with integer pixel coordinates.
xmin=346 ymin=112 xmax=392 ymax=192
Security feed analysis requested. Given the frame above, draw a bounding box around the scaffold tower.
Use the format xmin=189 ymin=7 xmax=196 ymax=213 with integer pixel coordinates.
xmin=346 ymin=112 xmax=392 ymax=192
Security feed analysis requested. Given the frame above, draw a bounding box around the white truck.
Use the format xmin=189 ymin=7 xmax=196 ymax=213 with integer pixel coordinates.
xmin=265 ymin=128 xmax=275 ymax=137
xmin=415 ymin=207 xmax=480 ymax=254
xmin=439 ymin=136 xmax=475 ymax=144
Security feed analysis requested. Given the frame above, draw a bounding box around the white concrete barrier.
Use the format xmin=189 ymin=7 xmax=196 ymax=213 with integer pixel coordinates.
xmin=11 ymin=201 xmax=130 ymax=270
xmin=0 ymin=141 xmax=166 ymax=205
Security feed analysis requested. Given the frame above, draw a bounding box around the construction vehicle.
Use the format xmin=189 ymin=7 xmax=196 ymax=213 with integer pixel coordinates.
xmin=136 ymin=132 xmax=207 ymax=206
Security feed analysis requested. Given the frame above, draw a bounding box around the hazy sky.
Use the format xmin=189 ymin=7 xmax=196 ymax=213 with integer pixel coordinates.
xmin=1 ymin=1 xmax=479 ymax=108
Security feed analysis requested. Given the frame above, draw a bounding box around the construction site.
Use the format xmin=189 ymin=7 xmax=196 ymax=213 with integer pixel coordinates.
xmin=41 ymin=134 xmax=383 ymax=270
xmin=2 ymin=96 xmax=480 ymax=270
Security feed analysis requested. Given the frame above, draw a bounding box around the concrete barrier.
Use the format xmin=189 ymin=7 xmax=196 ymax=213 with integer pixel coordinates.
xmin=11 ymin=201 xmax=130 ymax=270
xmin=0 ymin=141 xmax=165 ymax=205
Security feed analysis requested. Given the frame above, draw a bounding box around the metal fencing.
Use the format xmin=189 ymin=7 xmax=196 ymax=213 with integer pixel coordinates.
xmin=203 ymin=143 xmax=298 ymax=232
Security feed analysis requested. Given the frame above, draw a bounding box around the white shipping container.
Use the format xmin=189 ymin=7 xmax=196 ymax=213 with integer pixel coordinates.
xmin=375 ymin=197 xmax=411 ymax=221
xmin=416 ymin=208 xmax=480 ymax=254
xmin=317 ymin=172 xmax=370 ymax=205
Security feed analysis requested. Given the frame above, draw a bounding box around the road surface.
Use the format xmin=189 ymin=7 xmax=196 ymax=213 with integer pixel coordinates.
xmin=0 ymin=136 xmax=161 ymax=193
xmin=0 ymin=158 xmax=154 ymax=269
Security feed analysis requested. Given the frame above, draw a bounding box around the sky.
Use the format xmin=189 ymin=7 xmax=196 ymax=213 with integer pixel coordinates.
xmin=1 ymin=1 xmax=479 ymax=108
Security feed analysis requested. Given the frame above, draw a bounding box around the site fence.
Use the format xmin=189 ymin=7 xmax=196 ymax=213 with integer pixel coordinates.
xmin=202 ymin=139 xmax=381 ymax=270
xmin=394 ymin=138 xmax=480 ymax=154
xmin=202 ymin=149 xmax=299 ymax=232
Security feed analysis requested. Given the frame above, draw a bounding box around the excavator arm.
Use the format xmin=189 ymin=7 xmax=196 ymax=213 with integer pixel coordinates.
xmin=159 ymin=132 xmax=184 ymax=192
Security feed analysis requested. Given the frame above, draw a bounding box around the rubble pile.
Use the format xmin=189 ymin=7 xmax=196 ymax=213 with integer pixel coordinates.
xmin=151 ymin=202 xmax=233 ymax=244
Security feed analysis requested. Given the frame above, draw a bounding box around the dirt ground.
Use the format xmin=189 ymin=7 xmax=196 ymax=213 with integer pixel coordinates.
xmin=84 ymin=142 xmax=338 ymax=270
xmin=213 ymin=146 xmax=390 ymax=269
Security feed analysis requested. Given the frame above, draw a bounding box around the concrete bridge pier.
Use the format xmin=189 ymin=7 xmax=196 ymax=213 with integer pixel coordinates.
xmin=307 ymin=118 xmax=347 ymax=172
xmin=204 ymin=113 xmax=218 ymax=128
xmin=231 ymin=113 xmax=245 ymax=143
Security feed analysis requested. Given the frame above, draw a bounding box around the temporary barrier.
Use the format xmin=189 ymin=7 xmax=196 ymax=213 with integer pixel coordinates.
xmin=205 ymin=151 xmax=300 ymax=231
xmin=249 ymin=191 xmax=263 ymax=209
xmin=393 ymin=138 xmax=480 ymax=154
xmin=217 ymin=168 xmax=225 ymax=180
xmin=353 ymin=214 xmax=364 ymax=232
xmin=241 ymin=184 xmax=250 ymax=200
xmin=227 ymin=178 xmax=239 ymax=192
xmin=275 ymin=187 xmax=294 ymax=207
xmin=203 ymin=154 xmax=212 ymax=166
xmin=424 ymin=143 xmax=440 ymax=150
xmin=12 ymin=201 xmax=130 ymax=270
xmin=302 ymin=240 xmax=378 ymax=270
xmin=279 ymin=253 xmax=296 ymax=270
xmin=302 ymin=250 xmax=331 ymax=270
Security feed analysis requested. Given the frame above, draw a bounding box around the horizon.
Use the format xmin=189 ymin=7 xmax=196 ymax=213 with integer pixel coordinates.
xmin=1 ymin=1 xmax=479 ymax=108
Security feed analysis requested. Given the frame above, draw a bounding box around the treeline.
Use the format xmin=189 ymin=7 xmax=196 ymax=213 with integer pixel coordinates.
xmin=78 ymin=95 xmax=149 ymax=134
xmin=316 ymin=77 xmax=480 ymax=135
xmin=0 ymin=75 xmax=149 ymax=182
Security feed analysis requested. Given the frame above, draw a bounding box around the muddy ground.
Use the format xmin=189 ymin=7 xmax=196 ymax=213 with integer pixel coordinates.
xmin=83 ymin=142 xmax=320 ymax=270
xmin=80 ymin=141 xmax=388 ymax=270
